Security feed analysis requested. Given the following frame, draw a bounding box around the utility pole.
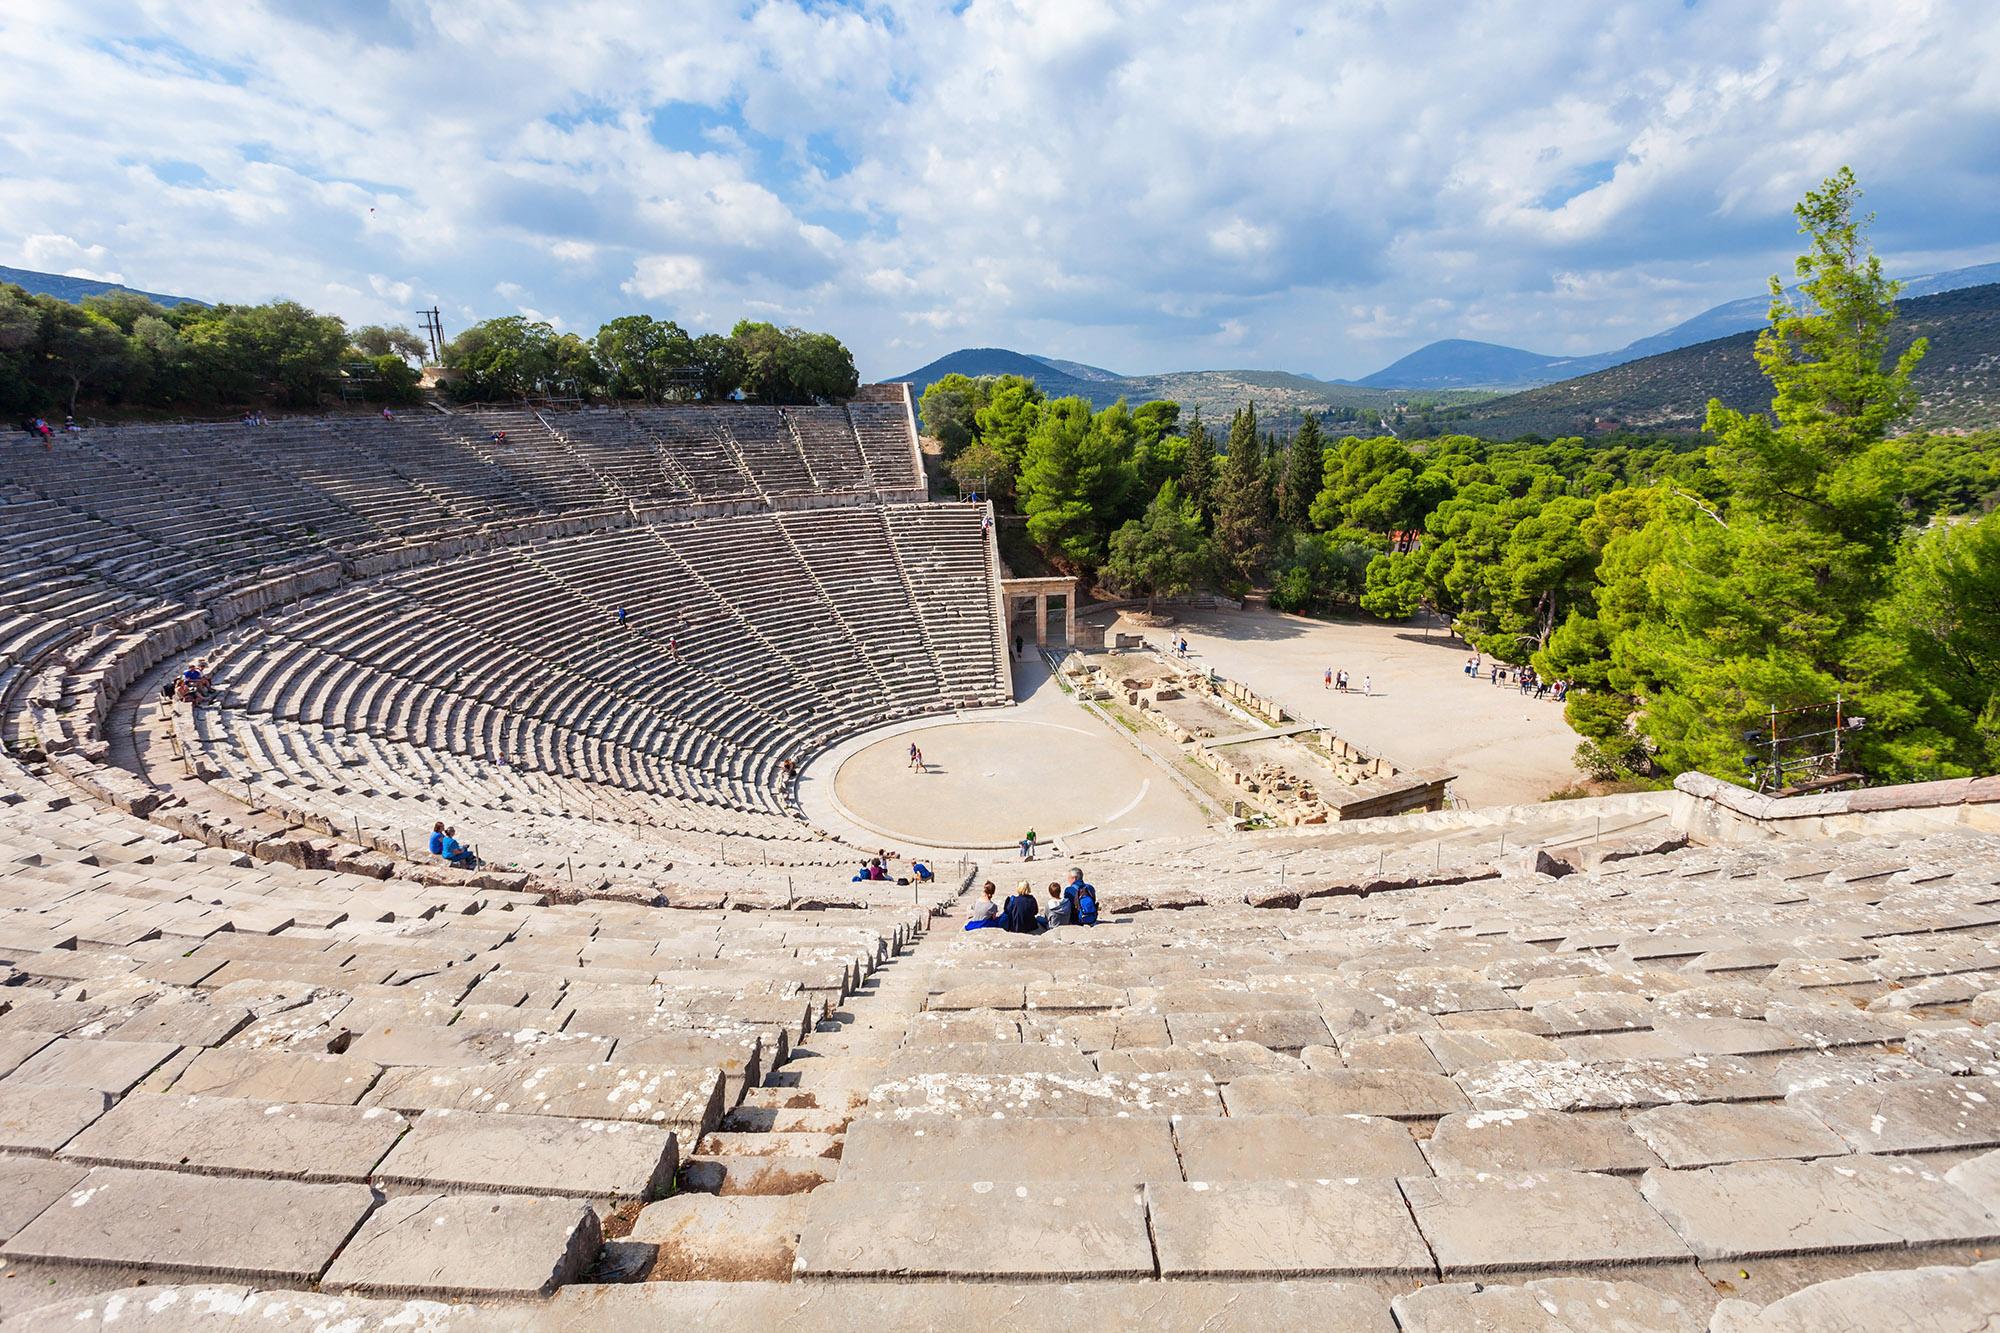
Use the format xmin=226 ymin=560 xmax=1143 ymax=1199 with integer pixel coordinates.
xmin=416 ymin=307 xmax=445 ymax=363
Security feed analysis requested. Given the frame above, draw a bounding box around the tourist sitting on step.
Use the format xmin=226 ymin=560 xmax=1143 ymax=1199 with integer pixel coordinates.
xmin=910 ymin=859 xmax=934 ymax=883
xmin=439 ymin=825 xmax=477 ymax=869
xmin=1041 ymin=882 xmax=1072 ymax=931
xmin=964 ymin=882 xmax=1001 ymax=930
xmin=1000 ymin=881 xmax=1041 ymax=933
xmin=427 ymin=821 xmax=447 ymax=859
xmin=1061 ymin=866 xmax=1098 ymax=926
xmin=1056 ymin=860 xmax=1104 ymax=924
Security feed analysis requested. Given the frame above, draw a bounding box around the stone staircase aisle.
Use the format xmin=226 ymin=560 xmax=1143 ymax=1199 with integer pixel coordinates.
xmin=612 ymin=880 xmax=960 ymax=1283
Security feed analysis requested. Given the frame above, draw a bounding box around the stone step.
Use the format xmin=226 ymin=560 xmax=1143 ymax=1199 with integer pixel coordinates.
xmin=793 ymin=1180 xmax=1154 ymax=1280
xmin=0 ymin=1165 xmax=377 ymax=1284
xmin=365 ymin=1063 xmax=723 ymax=1141
xmin=696 ymin=1130 xmax=841 ymax=1160
xmin=371 ymin=1109 xmax=676 ymax=1203
xmin=58 ymin=1091 xmax=409 ymax=1183
xmin=630 ymin=1194 xmax=807 ymax=1282
xmin=680 ymin=1153 xmax=836 ymax=1197
xmin=321 ymin=1193 xmax=601 ymax=1299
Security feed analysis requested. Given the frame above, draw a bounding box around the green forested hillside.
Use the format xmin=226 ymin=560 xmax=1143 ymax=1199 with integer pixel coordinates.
xmin=1445 ymin=283 xmax=2000 ymax=438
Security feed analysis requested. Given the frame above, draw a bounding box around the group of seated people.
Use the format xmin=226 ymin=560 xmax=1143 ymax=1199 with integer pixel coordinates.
xmin=851 ymin=848 xmax=934 ymax=885
xmin=965 ymin=867 xmax=1098 ymax=932
xmin=426 ymin=820 xmax=478 ymax=869
xmin=158 ymin=661 xmax=216 ymax=706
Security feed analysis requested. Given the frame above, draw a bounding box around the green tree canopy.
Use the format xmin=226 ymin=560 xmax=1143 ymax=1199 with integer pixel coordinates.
xmin=1103 ymin=480 xmax=1213 ymax=613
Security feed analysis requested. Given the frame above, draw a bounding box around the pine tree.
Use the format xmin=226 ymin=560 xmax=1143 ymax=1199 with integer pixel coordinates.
xmin=1605 ymin=167 xmax=1928 ymax=779
xmin=1279 ymin=413 xmax=1325 ymax=531
xmin=1213 ymin=401 xmax=1271 ymax=581
xmin=1178 ymin=408 xmax=1217 ymax=523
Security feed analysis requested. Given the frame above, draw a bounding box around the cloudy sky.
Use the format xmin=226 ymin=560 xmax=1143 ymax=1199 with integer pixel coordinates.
xmin=3 ymin=0 xmax=1997 ymax=380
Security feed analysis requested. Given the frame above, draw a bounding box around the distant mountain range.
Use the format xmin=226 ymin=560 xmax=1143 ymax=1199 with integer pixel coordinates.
xmin=0 ymin=264 xmax=204 ymax=308
xmin=1355 ymin=260 xmax=2000 ymax=390
xmin=1443 ymin=282 xmax=2000 ymax=438
xmin=894 ymin=347 xmax=1488 ymax=422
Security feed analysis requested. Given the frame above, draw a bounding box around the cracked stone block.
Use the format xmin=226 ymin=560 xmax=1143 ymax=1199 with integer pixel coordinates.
xmin=58 ymin=1092 xmax=409 ymax=1182
xmin=370 ymin=1109 xmax=676 ymax=1201
xmin=1400 ymin=1169 xmax=1693 ymax=1273
xmin=1640 ymin=1155 xmax=2000 ymax=1259
xmin=0 ymin=1166 xmax=377 ymax=1282
xmin=792 ymin=1180 xmax=1153 ymax=1279
xmin=1148 ymin=1178 xmax=1433 ymax=1277
xmin=1627 ymin=1102 xmax=1851 ymax=1169
xmin=840 ymin=1116 xmax=1178 ymax=1182
xmin=1172 ymin=1113 xmax=1427 ymax=1181
xmin=320 ymin=1193 xmax=601 ymax=1298
xmin=1791 ymin=1075 xmax=2000 ymax=1154
xmin=1393 ymin=1276 xmax=1705 ymax=1331
xmin=0 ymin=1085 xmax=112 ymax=1155
xmin=1424 ymin=1108 xmax=1661 ymax=1176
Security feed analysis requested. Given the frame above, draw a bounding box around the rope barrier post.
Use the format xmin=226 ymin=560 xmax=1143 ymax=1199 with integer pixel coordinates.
xmin=400 ymin=830 xmax=409 ymax=858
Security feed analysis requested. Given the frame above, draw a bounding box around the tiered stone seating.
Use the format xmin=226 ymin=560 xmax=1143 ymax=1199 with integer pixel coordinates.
xmin=0 ymin=723 xmax=936 ymax=1307
xmin=180 ymin=504 xmax=1007 ymax=873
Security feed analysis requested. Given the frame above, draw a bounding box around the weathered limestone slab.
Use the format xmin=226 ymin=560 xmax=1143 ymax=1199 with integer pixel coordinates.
xmin=1908 ymin=1025 xmax=2000 ymax=1077
xmin=1332 ymin=1032 xmax=1445 ymax=1073
xmin=0 ymin=1030 xmax=57 ymax=1078
xmin=533 ymin=1278 xmax=1390 ymax=1330
xmin=1707 ymin=1259 xmax=2000 ymax=1333
xmin=1640 ymin=1155 xmax=2000 ymax=1259
xmin=0 ymin=1166 xmax=377 ymax=1282
xmin=792 ymin=1180 xmax=1153 ymax=1279
xmin=840 ymin=1116 xmax=1179 ymax=1182
xmin=1095 ymin=1040 xmax=1305 ymax=1082
xmin=861 ymin=1070 xmax=1223 ymax=1119
xmin=170 ymin=1048 xmax=383 ymax=1105
xmin=1400 ymin=1169 xmax=1692 ymax=1273
xmin=1392 ymin=1276 xmax=1705 ymax=1331
xmin=884 ymin=1042 xmax=1097 ymax=1079
xmin=345 ymin=1024 xmax=614 ymax=1068
xmin=679 ymin=1152 xmax=836 ymax=1196
xmin=1791 ymin=1075 xmax=2000 ymax=1153
xmin=5 ymin=1037 xmax=180 ymax=1094
xmin=0 ymin=1159 xmax=87 ymax=1242
xmin=103 ymin=1002 xmax=254 ymax=1048
xmin=1222 ymin=1070 xmax=1470 ymax=1120
xmin=1148 ymin=1178 xmax=1433 ymax=1276
xmin=1762 ymin=1001 xmax=1920 ymax=1051
xmin=631 ymin=1194 xmax=807 ymax=1282
xmin=1165 ymin=1010 xmax=1332 ymax=1052
xmin=0 ymin=1085 xmax=112 ymax=1155
xmin=321 ymin=1193 xmax=600 ymax=1298
xmin=1172 ymin=1114 xmax=1427 ymax=1181
xmin=371 ymin=1108 xmax=676 ymax=1201
xmin=1458 ymin=1056 xmax=1777 ymax=1112
xmin=1424 ymin=1109 xmax=1661 ymax=1176
xmin=1627 ymin=1103 xmax=1849 ymax=1169
xmin=928 ymin=983 xmax=1025 ymax=1011
xmin=59 ymin=1092 xmax=408 ymax=1182
xmin=1420 ymin=1027 xmax=1566 ymax=1074
xmin=366 ymin=1063 xmax=722 ymax=1139
xmin=1532 ymin=995 xmax=1656 ymax=1036
xmin=1945 ymin=1148 xmax=2000 ymax=1215
xmin=1355 ymin=974 xmax=1517 ymax=1015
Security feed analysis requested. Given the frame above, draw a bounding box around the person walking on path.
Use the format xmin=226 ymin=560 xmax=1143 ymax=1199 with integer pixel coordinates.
xmin=616 ymin=606 xmax=627 ymax=627
xmin=1323 ymin=667 xmax=1332 ymax=690
xmin=908 ymin=742 xmax=924 ymax=772
xmin=1362 ymin=674 xmax=1372 ymax=696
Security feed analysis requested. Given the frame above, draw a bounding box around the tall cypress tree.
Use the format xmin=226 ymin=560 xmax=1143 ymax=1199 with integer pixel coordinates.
xmin=1279 ymin=413 xmax=1325 ymax=531
xmin=1178 ymin=407 xmax=1217 ymax=523
xmin=1214 ymin=400 xmax=1271 ymax=581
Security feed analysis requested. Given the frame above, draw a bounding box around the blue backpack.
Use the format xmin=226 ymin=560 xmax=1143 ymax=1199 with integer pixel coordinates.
xmin=1077 ymin=886 xmax=1098 ymax=926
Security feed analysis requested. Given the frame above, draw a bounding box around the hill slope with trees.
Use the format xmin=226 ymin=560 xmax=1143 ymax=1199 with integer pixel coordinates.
xmin=1442 ymin=282 xmax=2000 ymax=438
